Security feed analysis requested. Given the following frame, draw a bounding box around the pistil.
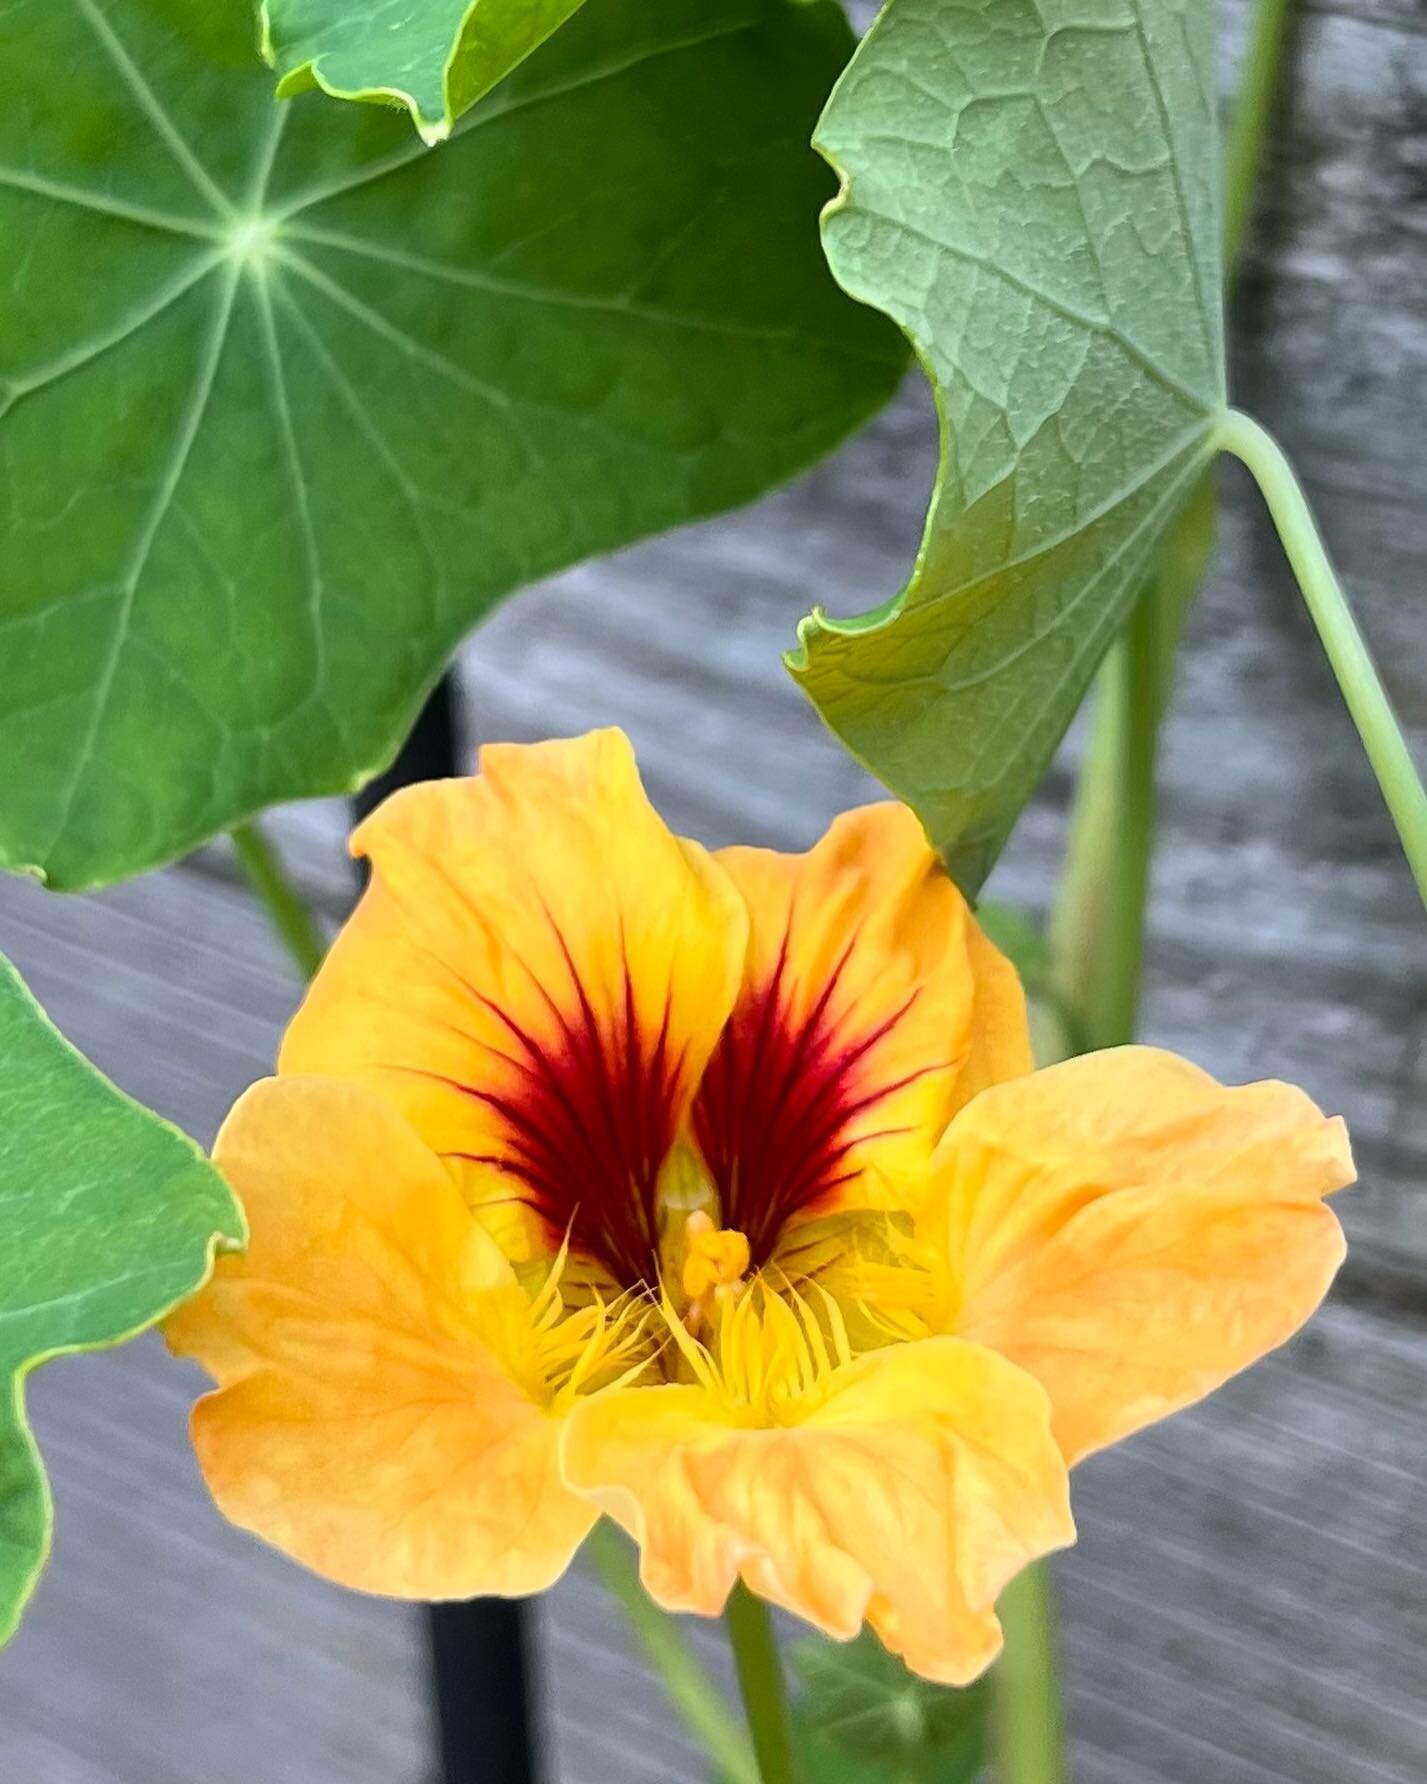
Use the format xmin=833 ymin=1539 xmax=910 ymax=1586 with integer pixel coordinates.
xmin=680 ymin=1210 xmax=751 ymax=1336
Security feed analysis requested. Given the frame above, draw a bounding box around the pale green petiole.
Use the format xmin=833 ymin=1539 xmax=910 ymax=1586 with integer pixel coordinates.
xmin=587 ymin=1524 xmax=761 ymax=1784
xmin=994 ymin=1566 xmax=1067 ymax=1784
xmin=1223 ymin=0 xmax=1295 ymax=273
xmin=231 ymin=821 xmax=328 ymax=982
xmin=725 ymin=1582 xmax=799 ymax=1784
xmin=1219 ymin=409 xmax=1427 ymax=913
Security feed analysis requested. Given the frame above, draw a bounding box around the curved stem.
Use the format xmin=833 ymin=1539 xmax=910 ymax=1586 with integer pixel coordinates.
xmin=587 ymin=1525 xmax=759 ymax=1784
xmin=725 ymin=1584 xmax=798 ymax=1784
xmin=994 ymin=1566 xmax=1065 ymax=1784
xmin=230 ymin=820 xmax=326 ymax=980
xmin=1224 ymin=0 xmax=1294 ymax=275
xmin=1220 ymin=410 xmax=1427 ymax=911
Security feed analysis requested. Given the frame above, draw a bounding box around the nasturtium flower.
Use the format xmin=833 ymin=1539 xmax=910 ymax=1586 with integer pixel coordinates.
xmin=168 ymin=730 xmax=1353 ymax=1683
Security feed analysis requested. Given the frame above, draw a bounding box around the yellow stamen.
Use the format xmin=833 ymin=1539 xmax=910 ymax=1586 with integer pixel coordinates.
xmin=681 ymin=1211 xmax=751 ymax=1302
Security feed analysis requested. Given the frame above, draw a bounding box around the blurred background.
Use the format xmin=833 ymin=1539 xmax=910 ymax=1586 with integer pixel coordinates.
xmin=2 ymin=0 xmax=1425 ymax=1777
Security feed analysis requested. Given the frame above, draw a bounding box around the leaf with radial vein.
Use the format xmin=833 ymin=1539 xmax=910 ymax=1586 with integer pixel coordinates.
xmin=262 ymin=0 xmax=587 ymax=145
xmin=793 ymin=1631 xmax=989 ymax=1782
xmin=0 ymin=0 xmax=903 ymax=891
xmin=0 ymin=954 xmax=242 ymax=1646
xmin=788 ymin=0 xmax=1226 ymax=894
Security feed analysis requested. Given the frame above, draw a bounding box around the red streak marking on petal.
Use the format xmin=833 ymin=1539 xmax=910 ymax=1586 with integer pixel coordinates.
xmin=692 ymin=935 xmax=925 ymax=1266
xmin=430 ymin=917 xmax=684 ymax=1291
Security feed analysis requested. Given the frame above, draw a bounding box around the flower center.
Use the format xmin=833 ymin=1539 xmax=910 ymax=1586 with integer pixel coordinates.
xmin=224 ymin=212 xmax=281 ymax=266
xmin=458 ymin=922 xmax=919 ymax=1300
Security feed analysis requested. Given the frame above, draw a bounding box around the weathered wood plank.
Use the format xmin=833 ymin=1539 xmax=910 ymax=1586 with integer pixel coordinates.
xmin=0 ymin=869 xmax=429 ymax=1784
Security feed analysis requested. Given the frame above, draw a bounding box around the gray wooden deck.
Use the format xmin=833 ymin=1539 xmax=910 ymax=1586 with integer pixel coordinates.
xmin=3 ymin=0 xmax=1426 ymax=1777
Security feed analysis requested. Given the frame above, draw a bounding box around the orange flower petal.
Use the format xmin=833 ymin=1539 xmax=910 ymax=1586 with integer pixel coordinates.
xmin=952 ymin=912 xmax=1034 ymax=1112
xmin=166 ymin=1077 xmax=594 ymax=1597
xmin=280 ymin=730 xmax=748 ymax=1282
xmin=937 ymin=1046 xmax=1355 ymax=1465
xmin=562 ymin=1336 xmax=1073 ymax=1684
xmin=699 ymin=804 xmax=1029 ymax=1256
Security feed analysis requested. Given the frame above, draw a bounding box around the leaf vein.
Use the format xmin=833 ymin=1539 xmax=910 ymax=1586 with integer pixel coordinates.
xmin=45 ymin=263 xmax=241 ymax=860
xmin=0 ymin=165 xmax=220 ymax=239
xmin=3 ymin=252 xmax=223 ymax=412
xmin=273 ymin=275 xmax=447 ymax=633
xmin=874 ymin=216 xmax=1209 ymax=413
xmin=282 ymin=222 xmax=897 ymax=365
xmin=73 ymin=0 xmax=234 ymax=217
xmin=1128 ymin=1 xmax=1220 ymax=383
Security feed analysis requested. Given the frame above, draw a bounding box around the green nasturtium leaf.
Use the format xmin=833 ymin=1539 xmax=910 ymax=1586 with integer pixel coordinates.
xmin=789 ymin=0 xmax=1227 ymax=893
xmin=262 ymin=0 xmax=585 ymax=145
xmin=0 ymin=954 xmax=242 ymax=1646
xmin=792 ymin=1632 xmax=990 ymax=1782
xmin=0 ymin=0 xmax=903 ymax=891
xmin=786 ymin=1729 xmax=889 ymax=1784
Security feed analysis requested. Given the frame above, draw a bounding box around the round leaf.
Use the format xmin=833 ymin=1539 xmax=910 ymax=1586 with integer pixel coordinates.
xmin=793 ymin=1632 xmax=990 ymax=1782
xmin=0 ymin=0 xmax=903 ymax=889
